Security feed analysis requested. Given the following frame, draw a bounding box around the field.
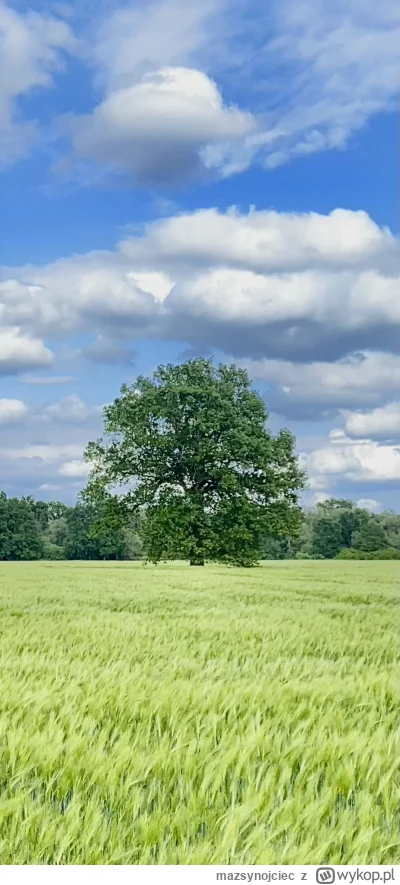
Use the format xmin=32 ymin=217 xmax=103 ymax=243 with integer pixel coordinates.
xmin=0 ymin=561 xmax=398 ymax=865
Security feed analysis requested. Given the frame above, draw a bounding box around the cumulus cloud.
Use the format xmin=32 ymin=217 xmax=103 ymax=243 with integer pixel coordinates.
xmin=242 ymin=352 xmax=400 ymax=420
xmin=356 ymin=498 xmax=382 ymax=513
xmin=41 ymin=394 xmax=102 ymax=424
xmin=65 ymin=0 xmax=399 ymax=182
xmin=0 ymin=398 xmax=28 ymax=426
xmin=0 ymin=393 xmax=104 ymax=497
xmin=120 ymin=206 xmax=397 ymax=273
xmin=70 ymin=66 xmax=256 ymax=185
xmin=300 ymin=430 xmax=400 ymax=487
xmin=342 ymin=402 xmax=400 ymax=441
xmin=0 ymin=1 xmax=74 ymax=166
xmin=58 ymin=459 xmax=91 ymax=478
xmin=2 ymin=206 xmax=398 ymax=368
xmin=0 ymin=264 xmax=160 ymax=338
xmin=0 ymin=327 xmax=53 ymax=374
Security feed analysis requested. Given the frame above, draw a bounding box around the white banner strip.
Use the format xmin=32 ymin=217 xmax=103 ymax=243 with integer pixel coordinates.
xmin=1 ymin=865 xmax=399 ymax=885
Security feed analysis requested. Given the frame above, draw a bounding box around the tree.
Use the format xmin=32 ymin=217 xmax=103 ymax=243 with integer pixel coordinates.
xmin=314 ymin=498 xmax=369 ymax=549
xmin=83 ymin=359 xmax=306 ymax=566
xmin=0 ymin=495 xmax=43 ymax=561
xmin=352 ymin=518 xmax=388 ymax=553
xmin=64 ymin=505 xmax=99 ymax=560
xmin=311 ymin=515 xmax=343 ymax=559
xmin=376 ymin=511 xmax=400 ymax=551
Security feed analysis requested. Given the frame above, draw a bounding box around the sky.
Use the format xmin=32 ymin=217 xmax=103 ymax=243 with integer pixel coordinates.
xmin=0 ymin=0 xmax=399 ymax=511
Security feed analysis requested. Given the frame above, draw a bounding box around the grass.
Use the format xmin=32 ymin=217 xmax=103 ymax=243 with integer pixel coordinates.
xmin=0 ymin=560 xmax=398 ymax=864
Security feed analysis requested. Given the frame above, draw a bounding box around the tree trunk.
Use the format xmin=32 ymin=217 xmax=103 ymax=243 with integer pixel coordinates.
xmin=189 ymin=490 xmax=205 ymax=566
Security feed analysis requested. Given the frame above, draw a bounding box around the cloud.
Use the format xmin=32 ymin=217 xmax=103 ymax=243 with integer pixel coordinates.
xmin=356 ymin=498 xmax=382 ymax=513
xmin=300 ymin=430 xmax=400 ymax=486
xmin=0 ymin=327 xmax=53 ymax=374
xmin=70 ymin=66 xmax=256 ymax=186
xmin=0 ymin=1 xmax=74 ymax=166
xmin=341 ymin=402 xmax=400 ymax=441
xmin=254 ymin=0 xmax=399 ymax=168
xmin=1 ymin=442 xmax=84 ymax=463
xmin=2 ymin=206 xmax=399 ymax=367
xmin=20 ymin=374 xmax=75 ymax=385
xmin=0 ymin=398 xmax=28 ymax=426
xmin=82 ymin=335 xmax=136 ymax=365
xmin=121 ymin=206 xmax=397 ymax=273
xmin=0 ymin=264 xmax=160 ymax=337
xmin=58 ymin=458 xmax=91 ymax=477
xmin=41 ymin=394 xmax=102 ymax=424
xmin=242 ymin=352 xmax=400 ymax=420
xmin=0 ymin=393 xmax=103 ymax=498
xmin=1 ymin=0 xmax=398 ymax=179
xmin=91 ymin=0 xmax=222 ymax=91
xmin=63 ymin=0 xmax=399 ymax=182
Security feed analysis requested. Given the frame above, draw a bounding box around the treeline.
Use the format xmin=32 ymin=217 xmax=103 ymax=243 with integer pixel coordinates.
xmin=0 ymin=492 xmax=399 ymax=562
xmin=0 ymin=493 xmax=142 ymax=562
xmin=262 ymin=498 xmax=400 ymax=560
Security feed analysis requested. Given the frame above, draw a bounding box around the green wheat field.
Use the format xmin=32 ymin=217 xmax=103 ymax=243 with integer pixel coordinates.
xmin=0 ymin=560 xmax=398 ymax=865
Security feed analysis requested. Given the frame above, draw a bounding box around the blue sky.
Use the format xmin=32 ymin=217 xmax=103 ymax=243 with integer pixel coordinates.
xmin=0 ymin=0 xmax=399 ymax=511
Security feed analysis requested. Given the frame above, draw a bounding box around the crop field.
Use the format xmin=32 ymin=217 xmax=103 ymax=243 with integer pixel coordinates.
xmin=0 ymin=560 xmax=398 ymax=865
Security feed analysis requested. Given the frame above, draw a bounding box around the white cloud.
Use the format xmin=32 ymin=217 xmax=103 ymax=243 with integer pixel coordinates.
xmin=20 ymin=374 xmax=75 ymax=385
xmin=1 ymin=207 xmax=398 ymax=368
xmin=69 ymin=0 xmax=399 ymax=180
xmin=242 ymin=352 xmax=400 ymax=418
xmin=121 ymin=206 xmax=396 ymax=273
xmin=92 ymin=0 xmax=222 ymax=91
xmin=301 ymin=433 xmax=400 ymax=486
xmin=41 ymin=394 xmax=102 ymax=424
xmin=0 ymin=327 xmax=53 ymax=374
xmin=0 ymin=264 xmax=160 ymax=337
xmin=0 ymin=398 xmax=28 ymax=426
xmin=342 ymin=402 xmax=400 ymax=440
xmin=71 ymin=66 xmax=256 ymax=185
xmin=0 ymin=394 xmax=103 ymax=496
xmin=258 ymin=0 xmax=399 ymax=167
xmin=1 ymin=443 xmax=84 ymax=463
xmin=309 ymin=492 xmax=331 ymax=506
xmin=357 ymin=498 xmax=382 ymax=512
xmin=0 ymin=1 xmax=74 ymax=165
xmin=58 ymin=458 xmax=91 ymax=478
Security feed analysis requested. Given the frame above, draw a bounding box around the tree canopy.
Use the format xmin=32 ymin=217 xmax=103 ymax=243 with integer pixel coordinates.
xmin=83 ymin=358 xmax=306 ymax=566
xmin=0 ymin=490 xmax=398 ymax=562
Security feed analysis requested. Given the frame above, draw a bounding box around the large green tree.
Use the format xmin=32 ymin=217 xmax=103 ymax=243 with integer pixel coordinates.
xmin=83 ymin=359 xmax=306 ymax=566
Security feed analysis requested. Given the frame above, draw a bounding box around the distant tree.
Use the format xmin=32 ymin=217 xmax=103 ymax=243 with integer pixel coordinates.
xmin=315 ymin=498 xmax=369 ymax=549
xmin=352 ymin=518 xmax=388 ymax=553
xmin=83 ymin=359 xmax=306 ymax=566
xmin=64 ymin=505 xmax=99 ymax=560
xmin=311 ymin=515 xmax=343 ymax=559
xmin=376 ymin=511 xmax=400 ymax=551
xmin=64 ymin=503 xmax=127 ymax=560
xmin=45 ymin=516 xmax=70 ymax=548
xmin=260 ymin=536 xmax=293 ymax=560
xmin=0 ymin=495 xmax=43 ymax=561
